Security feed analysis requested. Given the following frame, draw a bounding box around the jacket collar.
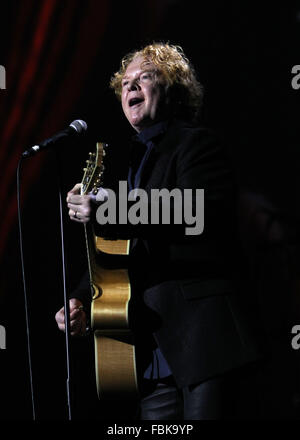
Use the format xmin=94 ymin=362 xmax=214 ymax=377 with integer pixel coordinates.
xmin=133 ymin=120 xmax=169 ymax=146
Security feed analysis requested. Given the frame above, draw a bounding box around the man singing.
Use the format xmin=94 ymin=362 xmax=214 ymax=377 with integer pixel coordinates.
xmin=56 ymin=42 xmax=261 ymax=420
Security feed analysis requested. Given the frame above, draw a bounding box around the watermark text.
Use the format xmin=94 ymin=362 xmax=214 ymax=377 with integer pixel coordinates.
xmin=0 ymin=65 xmax=6 ymax=89
xmin=96 ymin=181 xmax=204 ymax=236
xmin=291 ymin=325 xmax=300 ymax=350
xmin=291 ymin=65 xmax=300 ymax=89
xmin=0 ymin=325 xmax=6 ymax=349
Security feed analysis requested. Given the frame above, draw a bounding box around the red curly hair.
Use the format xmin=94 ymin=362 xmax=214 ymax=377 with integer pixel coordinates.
xmin=110 ymin=42 xmax=204 ymax=122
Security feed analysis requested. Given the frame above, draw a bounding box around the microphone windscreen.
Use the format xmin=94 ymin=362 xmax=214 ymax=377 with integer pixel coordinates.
xmin=70 ymin=119 xmax=88 ymax=133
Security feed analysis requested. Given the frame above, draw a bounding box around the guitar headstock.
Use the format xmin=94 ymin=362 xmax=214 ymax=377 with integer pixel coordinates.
xmin=81 ymin=142 xmax=107 ymax=196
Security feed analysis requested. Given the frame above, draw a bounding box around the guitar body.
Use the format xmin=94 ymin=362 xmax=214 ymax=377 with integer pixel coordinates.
xmin=81 ymin=143 xmax=138 ymax=400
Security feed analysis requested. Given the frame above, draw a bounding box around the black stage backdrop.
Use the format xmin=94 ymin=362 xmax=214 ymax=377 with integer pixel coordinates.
xmin=0 ymin=0 xmax=300 ymax=420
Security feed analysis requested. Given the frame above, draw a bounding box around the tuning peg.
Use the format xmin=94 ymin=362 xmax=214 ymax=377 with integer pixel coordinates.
xmin=103 ymin=143 xmax=108 ymax=154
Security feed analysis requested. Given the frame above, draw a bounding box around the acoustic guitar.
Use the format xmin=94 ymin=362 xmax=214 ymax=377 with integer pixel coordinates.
xmin=81 ymin=142 xmax=138 ymax=400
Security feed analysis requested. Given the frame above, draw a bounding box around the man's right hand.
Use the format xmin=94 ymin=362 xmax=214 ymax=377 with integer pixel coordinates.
xmin=55 ymin=298 xmax=88 ymax=336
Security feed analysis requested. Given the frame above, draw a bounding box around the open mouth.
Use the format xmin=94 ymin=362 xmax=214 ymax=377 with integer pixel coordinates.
xmin=129 ymin=97 xmax=144 ymax=107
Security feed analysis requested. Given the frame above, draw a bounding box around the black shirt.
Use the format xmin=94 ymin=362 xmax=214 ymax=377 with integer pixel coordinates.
xmin=128 ymin=121 xmax=172 ymax=380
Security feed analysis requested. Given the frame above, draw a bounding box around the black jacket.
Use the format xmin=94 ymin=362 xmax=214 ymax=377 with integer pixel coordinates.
xmin=76 ymin=119 xmax=262 ymax=387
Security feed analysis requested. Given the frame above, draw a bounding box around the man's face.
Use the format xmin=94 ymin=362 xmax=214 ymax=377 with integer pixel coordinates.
xmin=121 ymin=56 xmax=165 ymax=132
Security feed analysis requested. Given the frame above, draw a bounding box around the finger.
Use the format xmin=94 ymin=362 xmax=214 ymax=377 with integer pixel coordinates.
xmin=55 ymin=309 xmax=65 ymax=325
xmin=70 ymin=317 xmax=87 ymax=336
xmin=56 ymin=319 xmax=65 ymax=331
xmin=67 ymin=183 xmax=82 ymax=200
xmin=56 ymin=306 xmax=84 ymax=325
xmin=58 ymin=324 xmax=66 ymax=332
xmin=67 ymin=203 xmax=90 ymax=216
xmin=68 ymin=209 xmax=85 ymax=222
xmin=67 ymin=194 xmax=87 ymax=205
xmin=70 ymin=308 xmax=85 ymax=320
xmin=59 ymin=317 xmax=87 ymax=336
xmin=68 ymin=209 xmax=90 ymax=223
xmin=66 ymin=183 xmax=82 ymax=202
xmin=70 ymin=318 xmax=80 ymax=330
xmin=56 ymin=300 xmax=87 ymax=335
xmin=70 ymin=314 xmax=85 ymax=325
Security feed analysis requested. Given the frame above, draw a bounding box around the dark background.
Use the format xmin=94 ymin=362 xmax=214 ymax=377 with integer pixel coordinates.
xmin=0 ymin=0 xmax=300 ymax=420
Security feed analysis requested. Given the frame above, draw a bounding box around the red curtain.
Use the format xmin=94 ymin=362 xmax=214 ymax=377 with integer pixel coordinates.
xmin=0 ymin=0 xmax=111 ymax=262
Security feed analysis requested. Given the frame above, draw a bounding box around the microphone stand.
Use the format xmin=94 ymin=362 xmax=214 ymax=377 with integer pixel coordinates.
xmin=18 ymin=149 xmax=74 ymax=420
xmin=17 ymin=157 xmax=36 ymax=420
xmin=54 ymin=149 xmax=73 ymax=421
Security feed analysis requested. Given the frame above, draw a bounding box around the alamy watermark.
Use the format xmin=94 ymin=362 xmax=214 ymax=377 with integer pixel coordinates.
xmin=0 ymin=325 xmax=6 ymax=349
xmin=291 ymin=65 xmax=300 ymax=89
xmin=0 ymin=65 xmax=6 ymax=90
xmin=95 ymin=181 xmax=204 ymax=236
xmin=291 ymin=325 xmax=300 ymax=350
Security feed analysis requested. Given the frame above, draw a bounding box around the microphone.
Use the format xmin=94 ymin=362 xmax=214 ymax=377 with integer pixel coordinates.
xmin=22 ymin=119 xmax=88 ymax=158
